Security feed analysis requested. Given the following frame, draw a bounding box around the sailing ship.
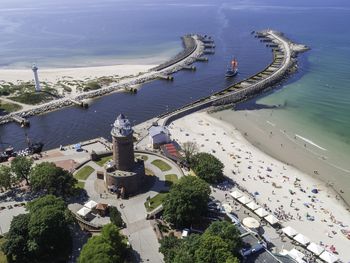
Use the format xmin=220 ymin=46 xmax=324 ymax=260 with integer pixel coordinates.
xmin=225 ymin=58 xmax=238 ymax=78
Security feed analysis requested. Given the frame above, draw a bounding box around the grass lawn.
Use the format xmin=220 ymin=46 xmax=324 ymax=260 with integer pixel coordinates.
xmin=74 ymin=165 xmax=94 ymax=180
xmin=0 ymin=100 xmax=22 ymax=113
xmin=165 ymin=174 xmax=178 ymax=187
xmin=151 ymin=159 xmax=171 ymax=172
xmin=144 ymin=192 xmax=168 ymax=212
xmin=0 ymin=237 xmax=7 ymax=263
xmin=75 ymin=181 xmax=85 ymax=189
xmin=95 ymin=155 xmax=112 ymax=167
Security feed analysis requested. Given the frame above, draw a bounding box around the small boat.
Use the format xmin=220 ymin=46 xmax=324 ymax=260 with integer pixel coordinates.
xmin=225 ymin=58 xmax=238 ymax=78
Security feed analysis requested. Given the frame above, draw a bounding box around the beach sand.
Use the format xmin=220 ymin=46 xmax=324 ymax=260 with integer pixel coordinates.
xmin=0 ymin=64 xmax=156 ymax=83
xmin=169 ymin=111 xmax=350 ymax=261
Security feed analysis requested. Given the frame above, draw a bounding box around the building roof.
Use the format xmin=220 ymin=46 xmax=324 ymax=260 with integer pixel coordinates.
xmin=149 ymin=126 xmax=169 ymax=138
xmin=77 ymin=207 xmax=91 ymax=217
xmin=84 ymin=200 xmax=98 ymax=209
xmin=160 ymin=142 xmax=182 ymax=162
xmin=96 ymin=203 xmax=108 ymax=211
xmin=111 ymin=113 xmax=133 ymax=137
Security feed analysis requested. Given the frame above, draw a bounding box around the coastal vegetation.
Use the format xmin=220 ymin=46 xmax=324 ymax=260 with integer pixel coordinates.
xmin=191 ymin=152 xmax=224 ymax=184
xmin=78 ymin=224 xmax=128 ymax=263
xmin=2 ymin=195 xmax=72 ymax=263
xmin=0 ymin=100 xmax=22 ymax=113
xmin=181 ymin=141 xmax=199 ymax=164
xmin=162 ymin=176 xmax=210 ymax=228
xmin=82 ymin=81 xmax=101 ymax=92
xmin=159 ymin=221 xmax=242 ymax=263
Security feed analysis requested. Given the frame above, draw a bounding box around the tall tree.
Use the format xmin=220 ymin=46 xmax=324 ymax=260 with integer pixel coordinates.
xmin=2 ymin=195 xmax=72 ymax=263
xmin=203 ymin=221 xmax=242 ymax=255
xmin=159 ymin=234 xmax=182 ymax=263
xmin=163 ymin=176 xmax=210 ymax=228
xmin=78 ymin=224 xmax=127 ymax=263
xmin=0 ymin=165 xmax=13 ymax=189
xmin=1 ymin=214 xmax=31 ymax=262
xmin=194 ymin=235 xmax=236 ymax=263
xmin=109 ymin=206 xmax=124 ymax=228
xmin=11 ymin=156 xmax=33 ymax=185
xmin=181 ymin=141 xmax=199 ymax=164
xmin=191 ymin=152 xmax=224 ymax=184
xmin=30 ymin=162 xmax=77 ymax=197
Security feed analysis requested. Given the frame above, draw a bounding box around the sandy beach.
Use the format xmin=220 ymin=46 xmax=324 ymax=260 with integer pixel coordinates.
xmin=0 ymin=64 xmax=156 ymax=83
xmin=169 ymin=111 xmax=350 ymax=261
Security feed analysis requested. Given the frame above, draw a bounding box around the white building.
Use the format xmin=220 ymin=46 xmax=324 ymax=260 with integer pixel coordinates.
xmin=149 ymin=125 xmax=170 ymax=148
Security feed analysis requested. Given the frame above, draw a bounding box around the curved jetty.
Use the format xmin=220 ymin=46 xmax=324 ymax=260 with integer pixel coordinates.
xmin=0 ymin=34 xmax=210 ymax=125
xmin=152 ymin=30 xmax=309 ymax=128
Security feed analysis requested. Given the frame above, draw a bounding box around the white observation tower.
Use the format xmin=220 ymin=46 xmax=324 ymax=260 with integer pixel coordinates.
xmin=32 ymin=64 xmax=41 ymax=92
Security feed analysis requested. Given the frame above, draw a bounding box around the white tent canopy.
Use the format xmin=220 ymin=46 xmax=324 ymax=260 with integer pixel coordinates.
xmin=254 ymin=207 xmax=268 ymax=218
xmin=282 ymin=226 xmax=298 ymax=237
xmin=293 ymin=233 xmax=310 ymax=246
xmin=288 ymin=248 xmax=305 ymax=263
xmin=84 ymin=200 xmax=98 ymax=209
xmin=230 ymin=190 xmax=243 ymax=199
xmin=222 ymin=203 xmax=233 ymax=213
xmin=242 ymin=217 xmax=260 ymax=229
xmin=237 ymin=195 xmax=252 ymax=204
xmin=264 ymin=214 xmax=279 ymax=225
xmin=77 ymin=207 xmax=91 ymax=217
xmin=306 ymin=242 xmax=324 ymax=256
xmin=319 ymin=251 xmax=338 ymax=263
xmin=246 ymin=201 xmax=261 ymax=211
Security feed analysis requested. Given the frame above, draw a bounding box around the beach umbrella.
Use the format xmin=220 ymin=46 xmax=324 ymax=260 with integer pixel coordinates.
xmin=288 ymin=248 xmax=305 ymax=262
xmin=242 ymin=217 xmax=260 ymax=229
xmin=282 ymin=226 xmax=298 ymax=237
xmin=264 ymin=214 xmax=279 ymax=225
xmin=254 ymin=207 xmax=268 ymax=218
xmin=230 ymin=190 xmax=243 ymax=199
xmin=306 ymin=242 xmax=324 ymax=256
xmin=293 ymin=233 xmax=310 ymax=246
xmin=222 ymin=203 xmax=233 ymax=213
xmin=237 ymin=195 xmax=251 ymax=204
xmin=246 ymin=201 xmax=261 ymax=211
xmin=319 ymin=251 xmax=338 ymax=263
xmin=311 ymin=189 xmax=318 ymax=194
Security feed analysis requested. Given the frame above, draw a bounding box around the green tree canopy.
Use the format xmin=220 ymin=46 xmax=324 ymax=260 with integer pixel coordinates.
xmin=78 ymin=224 xmax=128 ymax=263
xmin=159 ymin=221 xmax=241 ymax=263
xmin=191 ymin=152 xmax=224 ymax=184
xmin=109 ymin=206 xmax=124 ymax=228
xmin=203 ymin=221 xmax=242 ymax=254
xmin=194 ymin=235 xmax=235 ymax=263
xmin=1 ymin=214 xmax=31 ymax=262
xmin=0 ymin=165 xmax=13 ymax=189
xmin=163 ymin=176 xmax=210 ymax=228
xmin=11 ymin=156 xmax=33 ymax=185
xmin=29 ymin=162 xmax=77 ymax=197
xmin=2 ymin=195 xmax=72 ymax=263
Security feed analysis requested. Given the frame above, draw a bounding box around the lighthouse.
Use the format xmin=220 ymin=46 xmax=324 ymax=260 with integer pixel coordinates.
xmin=32 ymin=64 xmax=41 ymax=92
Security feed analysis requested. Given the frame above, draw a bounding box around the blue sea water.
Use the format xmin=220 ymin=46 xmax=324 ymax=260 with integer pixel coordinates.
xmin=0 ymin=0 xmax=349 ymax=173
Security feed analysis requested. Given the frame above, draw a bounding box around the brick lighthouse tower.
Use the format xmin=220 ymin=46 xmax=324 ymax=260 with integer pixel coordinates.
xmin=111 ymin=113 xmax=135 ymax=171
xmin=105 ymin=114 xmax=145 ymax=197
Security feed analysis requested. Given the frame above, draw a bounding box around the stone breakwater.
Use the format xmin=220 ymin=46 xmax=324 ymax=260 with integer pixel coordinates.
xmin=154 ymin=30 xmax=309 ymax=127
xmin=0 ymin=34 xmax=206 ymax=125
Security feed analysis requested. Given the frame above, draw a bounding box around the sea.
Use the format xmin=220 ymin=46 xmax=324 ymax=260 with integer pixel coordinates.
xmin=0 ymin=0 xmax=350 ymax=187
